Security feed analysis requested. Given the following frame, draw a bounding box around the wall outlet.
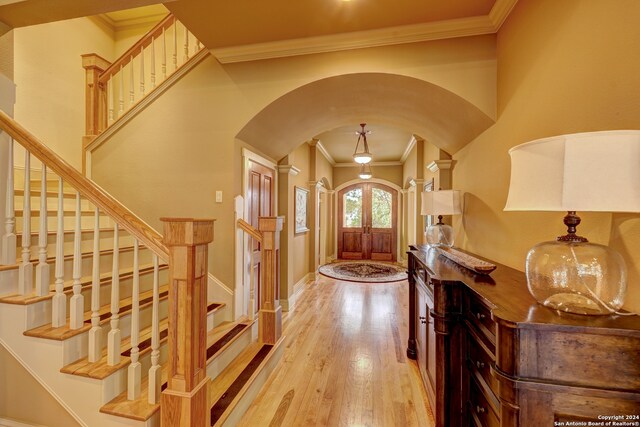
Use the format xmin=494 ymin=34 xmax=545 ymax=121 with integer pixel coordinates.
xmin=215 ymin=191 xmax=223 ymax=203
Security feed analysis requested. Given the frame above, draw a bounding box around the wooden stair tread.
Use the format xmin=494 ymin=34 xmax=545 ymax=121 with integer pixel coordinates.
xmin=99 ymin=317 xmax=252 ymax=422
xmin=15 ymin=209 xmax=106 ymax=217
xmin=61 ymin=319 xmax=170 ymax=379
xmin=15 ymin=188 xmax=77 ymax=198
xmin=0 ymin=263 xmax=167 ymax=305
xmin=62 ymin=303 xmax=230 ymax=380
xmin=209 ymin=339 xmax=282 ymax=426
xmin=23 ymin=284 xmax=170 ymax=340
xmin=24 ymin=243 xmax=146 ymax=264
xmin=18 ymin=227 xmax=120 ymax=238
xmin=100 ymin=365 xmax=167 ymax=421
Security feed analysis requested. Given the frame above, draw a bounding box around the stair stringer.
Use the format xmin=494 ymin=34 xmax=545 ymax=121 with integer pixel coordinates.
xmin=208 ymin=273 xmax=234 ymax=324
xmin=0 ymin=304 xmax=151 ymax=427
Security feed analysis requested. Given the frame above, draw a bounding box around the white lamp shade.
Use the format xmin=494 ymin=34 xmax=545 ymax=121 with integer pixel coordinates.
xmin=504 ymin=130 xmax=640 ymax=212
xmin=421 ymin=190 xmax=462 ymax=216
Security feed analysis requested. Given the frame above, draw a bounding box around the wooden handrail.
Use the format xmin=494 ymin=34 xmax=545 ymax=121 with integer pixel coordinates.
xmin=237 ymin=218 xmax=262 ymax=242
xmin=0 ymin=110 xmax=169 ymax=260
xmin=99 ymin=14 xmax=174 ymax=84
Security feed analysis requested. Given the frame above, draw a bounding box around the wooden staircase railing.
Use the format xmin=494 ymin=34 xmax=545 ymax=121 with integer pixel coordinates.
xmin=236 ymin=217 xmax=283 ymax=345
xmin=0 ymin=111 xmax=217 ymax=416
xmin=82 ymin=13 xmax=204 ymax=146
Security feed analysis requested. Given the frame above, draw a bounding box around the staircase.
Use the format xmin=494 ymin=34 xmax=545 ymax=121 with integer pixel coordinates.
xmin=0 ymin=26 xmax=284 ymax=424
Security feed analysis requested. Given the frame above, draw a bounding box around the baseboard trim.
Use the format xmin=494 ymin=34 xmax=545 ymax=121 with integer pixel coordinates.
xmin=0 ymin=417 xmax=47 ymax=427
xmin=282 ymin=273 xmax=313 ymax=312
xmin=208 ymin=273 xmax=234 ymax=296
xmin=0 ymin=418 xmax=47 ymax=427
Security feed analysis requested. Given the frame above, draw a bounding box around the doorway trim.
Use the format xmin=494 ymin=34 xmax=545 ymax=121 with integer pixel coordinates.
xmin=333 ymin=178 xmax=402 ymax=263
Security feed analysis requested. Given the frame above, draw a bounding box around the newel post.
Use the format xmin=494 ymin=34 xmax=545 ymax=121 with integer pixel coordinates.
xmin=160 ymin=218 xmax=214 ymax=427
xmin=257 ymin=216 xmax=284 ymax=345
xmin=81 ymin=54 xmax=111 ymax=136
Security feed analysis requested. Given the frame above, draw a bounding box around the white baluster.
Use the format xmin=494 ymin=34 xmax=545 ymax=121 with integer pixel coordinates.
xmin=1 ymin=138 xmax=16 ymax=265
xmin=139 ymin=46 xmax=145 ymax=96
xmin=118 ymin=65 xmax=124 ymax=116
xmin=108 ymin=78 xmax=114 ymax=122
xmin=183 ymin=24 xmax=189 ymax=62
xmin=18 ymin=152 xmax=32 ymax=295
xmin=107 ymin=223 xmax=121 ymax=366
xmin=88 ymin=207 xmax=101 ymax=362
xmin=196 ymin=39 xmax=202 ymax=52
xmin=127 ymin=240 xmax=141 ymax=400
xmin=148 ymin=254 xmax=161 ymax=404
xmin=173 ymin=21 xmax=178 ymax=71
xmin=129 ymin=57 xmax=135 ymax=106
xmin=69 ymin=191 xmax=84 ymax=329
xmin=35 ymin=164 xmax=49 ymax=296
xmin=162 ymin=27 xmax=167 ymax=80
xmin=51 ymin=177 xmax=66 ymax=327
xmin=150 ymin=37 xmax=156 ymax=89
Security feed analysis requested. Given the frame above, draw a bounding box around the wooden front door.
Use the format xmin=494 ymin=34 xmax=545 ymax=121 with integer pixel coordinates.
xmin=338 ymin=183 xmax=397 ymax=261
xmin=247 ymin=160 xmax=275 ymax=312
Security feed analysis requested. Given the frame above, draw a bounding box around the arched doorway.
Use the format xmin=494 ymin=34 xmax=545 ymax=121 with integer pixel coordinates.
xmin=338 ymin=182 xmax=398 ymax=261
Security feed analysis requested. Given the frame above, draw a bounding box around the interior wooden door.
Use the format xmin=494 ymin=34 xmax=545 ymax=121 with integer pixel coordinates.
xmin=247 ymin=160 xmax=275 ymax=312
xmin=338 ymin=183 xmax=397 ymax=261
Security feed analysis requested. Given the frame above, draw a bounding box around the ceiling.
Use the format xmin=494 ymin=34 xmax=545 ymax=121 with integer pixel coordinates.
xmin=166 ymin=0 xmax=496 ymax=49
xmin=315 ymin=124 xmax=413 ymax=164
xmin=101 ymin=4 xmax=167 ymax=29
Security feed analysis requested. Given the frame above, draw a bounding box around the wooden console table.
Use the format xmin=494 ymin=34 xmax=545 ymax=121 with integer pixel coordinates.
xmin=407 ymin=244 xmax=640 ymax=427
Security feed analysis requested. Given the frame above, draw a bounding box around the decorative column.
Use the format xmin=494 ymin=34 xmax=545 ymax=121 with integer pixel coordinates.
xmin=257 ymin=216 xmax=284 ymax=345
xmin=160 ymin=218 xmax=214 ymax=427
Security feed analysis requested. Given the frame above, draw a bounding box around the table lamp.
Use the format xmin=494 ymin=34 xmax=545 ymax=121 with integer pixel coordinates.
xmin=505 ymin=130 xmax=640 ymax=315
xmin=421 ymin=190 xmax=462 ymax=247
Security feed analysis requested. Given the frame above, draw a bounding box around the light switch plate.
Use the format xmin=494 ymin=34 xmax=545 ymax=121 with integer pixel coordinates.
xmin=215 ymin=191 xmax=222 ymax=203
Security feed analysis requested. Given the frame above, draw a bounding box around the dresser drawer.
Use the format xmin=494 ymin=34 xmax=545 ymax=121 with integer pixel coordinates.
xmin=467 ymin=374 xmax=500 ymax=427
xmin=464 ymin=291 xmax=496 ymax=346
xmin=466 ymin=329 xmax=499 ymax=398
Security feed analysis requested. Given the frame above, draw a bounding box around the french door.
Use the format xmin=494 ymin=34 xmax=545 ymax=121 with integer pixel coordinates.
xmin=338 ymin=182 xmax=397 ymax=261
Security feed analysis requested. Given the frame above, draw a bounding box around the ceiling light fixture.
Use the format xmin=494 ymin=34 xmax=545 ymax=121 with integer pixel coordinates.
xmin=358 ymin=163 xmax=372 ymax=180
xmin=353 ymin=123 xmax=372 ymax=164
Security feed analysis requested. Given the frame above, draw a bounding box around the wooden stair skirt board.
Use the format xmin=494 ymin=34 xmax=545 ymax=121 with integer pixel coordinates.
xmin=99 ymin=320 xmax=253 ymax=422
xmin=210 ymin=337 xmax=285 ymax=427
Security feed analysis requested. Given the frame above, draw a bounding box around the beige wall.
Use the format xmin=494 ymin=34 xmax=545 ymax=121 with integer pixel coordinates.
xmin=91 ymin=34 xmax=496 ymax=292
xmin=452 ymin=0 xmax=640 ymax=312
xmin=13 ymin=18 xmax=115 ymax=169
xmin=0 ymin=345 xmax=81 ymax=427
xmin=289 ymin=143 xmax=311 ymax=285
xmin=334 ymin=164 xmax=403 ymax=189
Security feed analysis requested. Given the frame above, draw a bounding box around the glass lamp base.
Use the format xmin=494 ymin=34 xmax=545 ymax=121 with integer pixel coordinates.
xmin=425 ymin=224 xmax=454 ymax=247
xmin=525 ymin=240 xmax=627 ymax=315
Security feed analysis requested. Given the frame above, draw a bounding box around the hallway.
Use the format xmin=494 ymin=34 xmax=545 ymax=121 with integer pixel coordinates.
xmin=239 ymin=275 xmax=434 ymax=426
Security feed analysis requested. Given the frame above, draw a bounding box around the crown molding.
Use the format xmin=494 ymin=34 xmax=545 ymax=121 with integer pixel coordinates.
xmin=315 ymin=140 xmax=336 ymax=166
xmin=489 ymin=0 xmax=519 ymax=30
xmin=427 ymin=160 xmax=455 ymax=173
xmin=277 ymin=165 xmax=300 ymax=176
xmin=334 ymin=161 xmax=402 ymax=168
xmin=400 ymin=136 xmax=417 ymax=163
xmin=96 ymin=12 xmax=167 ymax=32
xmin=212 ymin=14 xmax=497 ymax=63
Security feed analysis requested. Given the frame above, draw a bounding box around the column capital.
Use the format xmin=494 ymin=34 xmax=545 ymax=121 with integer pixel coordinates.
xmin=160 ymin=218 xmax=215 ymax=246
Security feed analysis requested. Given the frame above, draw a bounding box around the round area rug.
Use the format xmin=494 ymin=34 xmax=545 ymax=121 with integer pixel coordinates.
xmin=318 ymin=261 xmax=407 ymax=283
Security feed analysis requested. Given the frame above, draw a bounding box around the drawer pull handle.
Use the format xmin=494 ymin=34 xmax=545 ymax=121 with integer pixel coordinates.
xmin=476 ymin=361 xmax=485 ymax=369
xmin=476 ymin=405 xmax=486 ymax=414
xmin=476 ymin=312 xmax=486 ymax=320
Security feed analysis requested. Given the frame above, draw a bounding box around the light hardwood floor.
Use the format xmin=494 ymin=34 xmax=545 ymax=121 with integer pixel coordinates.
xmin=239 ymin=275 xmax=434 ymax=427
